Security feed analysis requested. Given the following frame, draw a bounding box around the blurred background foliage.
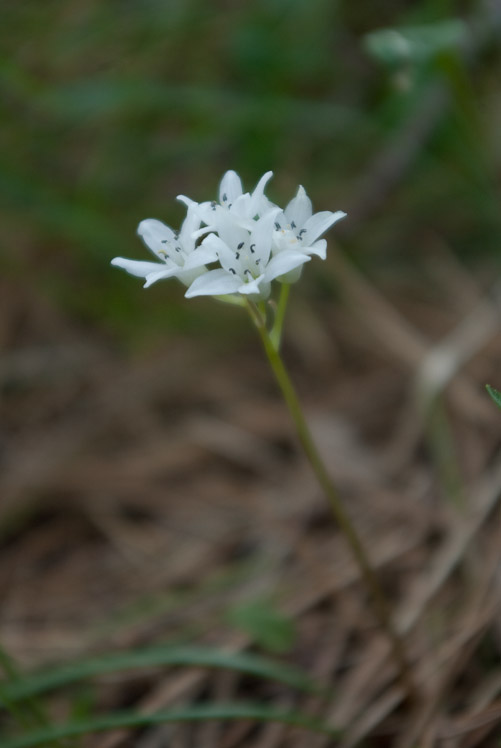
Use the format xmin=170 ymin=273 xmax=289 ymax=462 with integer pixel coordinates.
xmin=1 ymin=0 xmax=500 ymax=346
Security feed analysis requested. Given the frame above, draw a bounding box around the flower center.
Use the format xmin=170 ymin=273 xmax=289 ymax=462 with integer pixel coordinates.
xmin=158 ymin=235 xmax=188 ymax=267
xmin=233 ymin=240 xmax=261 ymax=281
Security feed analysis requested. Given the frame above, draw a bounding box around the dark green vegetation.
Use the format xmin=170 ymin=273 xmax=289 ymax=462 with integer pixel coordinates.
xmin=2 ymin=0 xmax=499 ymax=342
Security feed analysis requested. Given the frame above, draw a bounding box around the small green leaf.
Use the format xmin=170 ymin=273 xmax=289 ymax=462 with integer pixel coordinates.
xmin=0 ymin=703 xmax=340 ymax=748
xmin=364 ymin=20 xmax=466 ymax=68
xmin=486 ymin=384 xmax=501 ymax=409
xmin=228 ymin=600 xmax=296 ymax=654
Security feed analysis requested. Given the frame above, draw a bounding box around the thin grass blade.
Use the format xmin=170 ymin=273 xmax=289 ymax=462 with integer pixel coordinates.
xmin=1 ymin=646 xmax=317 ymax=704
xmin=1 ymin=703 xmax=340 ymax=748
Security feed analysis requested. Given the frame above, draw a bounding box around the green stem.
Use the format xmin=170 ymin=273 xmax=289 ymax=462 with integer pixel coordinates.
xmin=247 ymin=301 xmax=418 ymax=704
xmin=270 ymin=284 xmax=290 ymax=350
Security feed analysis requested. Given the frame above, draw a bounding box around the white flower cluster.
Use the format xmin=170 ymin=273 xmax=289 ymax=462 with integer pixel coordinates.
xmin=111 ymin=171 xmax=346 ymax=301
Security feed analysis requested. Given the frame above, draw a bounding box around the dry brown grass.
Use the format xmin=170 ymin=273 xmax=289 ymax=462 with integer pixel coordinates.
xmin=1 ymin=249 xmax=501 ymax=747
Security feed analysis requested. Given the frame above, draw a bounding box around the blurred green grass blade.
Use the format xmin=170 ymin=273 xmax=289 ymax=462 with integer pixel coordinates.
xmin=1 ymin=646 xmax=317 ymax=704
xmin=486 ymin=385 xmax=501 ymax=409
xmin=0 ymin=645 xmax=53 ymax=734
xmin=39 ymin=79 xmax=359 ymax=134
xmin=1 ymin=703 xmax=339 ymax=748
xmin=0 ymin=160 xmax=126 ymax=257
xmin=2 ymin=58 xmax=359 ymax=133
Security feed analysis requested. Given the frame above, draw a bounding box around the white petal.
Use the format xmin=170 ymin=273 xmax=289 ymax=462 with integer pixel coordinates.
xmin=137 ymin=219 xmax=176 ymax=259
xmin=284 ymin=186 xmax=312 ymax=228
xmin=307 ymin=239 xmax=327 ymax=259
xmin=259 ymin=196 xmax=279 ymax=215
xmin=230 ymin=193 xmax=252 ymax=219
xmin=176 ymin=194 xmax=197 ymax=208
xmin=191 ymin=224 xmax=216 ymax=240
xmin=201 ymin=233 xmax=230 ymax=253
xmin=218 ymin=243 xmax=243 ymax=277
xmin=250 ymin=208 xmax=281 ymax=265
xmin=263 ymin=251 xmax=310 ymax=282
xmin=238 ymin=274 xmax=266 ymax=296
xmin=250 ymin=171 xmax=273 ymax=215
xmin=185 ymin=269 xmax=241 ymax=298
xmin=179 ymin=205 xmax=202 ymax=242
xmin=279 ymin=265 xmax=303 ymax=284
xmin=219 ymin=171 xmax=243 ymax=204
xmin=303 ymin=210 xmax=346 ymax=243
xmin=176 ymin=267 xmax=207 ymax=287
xmin=182 ymin=244 xmax=218 ymax=271
xmin=111 ymin=257 xmax=166 ymax=278
xmin=178 ymin=197 xmax=216 ymax=227
xmin=143 ymin=267 xmax=181 ymax=288
xmin=201 ymin=233 xmax=237 ymax=274
xmin=253 ymin=171 xmax=273 ymax=194
xmin=272 ymin=227 xmax=296 ymax=253
xmin=215 ymin=212 xmax=249 ymax=253
xmin=196 ymin=201 xmax=220 ymax=226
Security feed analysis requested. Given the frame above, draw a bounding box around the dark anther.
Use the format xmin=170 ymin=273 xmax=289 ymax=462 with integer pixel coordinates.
xmin=161 ymin=239 xmax=168 ymax=244
xmin=229 ymin=268 xmax=237 ymax=275
xmin=235 ymin=253 xmax=240 ymax=260
xmin=222 ymin=193 xmax=228 ymax=202
xmin=237 ymin=242 xmax=244 ymax=249
xmin=274 ymin=222 xmax=281 ymax=230
xmin=291 ymin=221 xmax=296 ymax=229
xmin=250 ymin=244 xmax=256 ymax=253
xmin=299 ymin=229 xmax=307 ymax=236
xmin=175 ymin=246 xmax=182 ymax=253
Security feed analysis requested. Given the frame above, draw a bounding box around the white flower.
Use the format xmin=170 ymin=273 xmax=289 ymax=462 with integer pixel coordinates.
xmin=178 ymin=170 xmax=275 ymax=232
xmin=184 ymin=208 xmax=311 ymax=301
xmin=271 ymin=186 xmax=346 ymax=282
xmin=111 ymin=170 xmax=347 ymax=301
xmin=111 ymin=207 xmax=217 ymax=288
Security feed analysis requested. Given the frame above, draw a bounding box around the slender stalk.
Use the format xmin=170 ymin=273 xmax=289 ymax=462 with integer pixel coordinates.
xmin=247 ymin=301 xmax=418 ymax=703
xmin=270 ymin=283 xmax=290 ymax=351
